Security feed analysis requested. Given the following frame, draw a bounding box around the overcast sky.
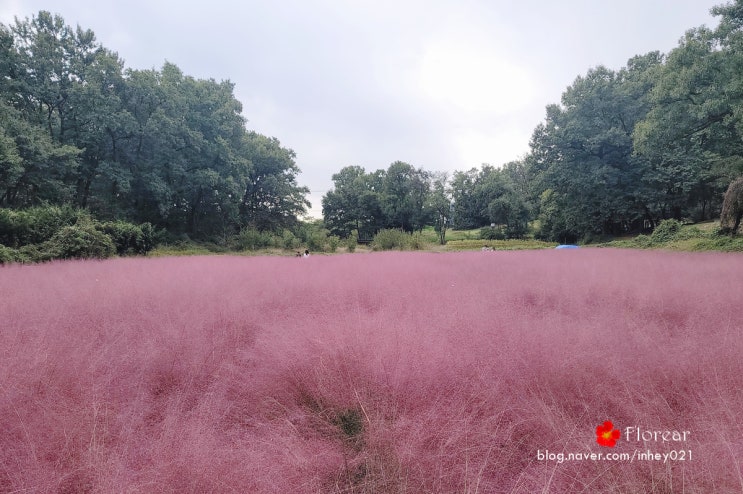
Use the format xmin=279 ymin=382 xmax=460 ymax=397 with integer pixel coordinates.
xmin=1 ymin=0 xmax=722 ymax=217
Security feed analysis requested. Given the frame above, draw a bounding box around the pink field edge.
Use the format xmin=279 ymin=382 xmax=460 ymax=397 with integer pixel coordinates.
xmin=1 ymin=249 xmax=742 ymax=493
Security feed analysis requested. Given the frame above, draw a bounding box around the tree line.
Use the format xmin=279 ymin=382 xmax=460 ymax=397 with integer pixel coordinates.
xmin=323 ymin=1 xmax=743 ymax=243
xmin=2 ymin=5 xmax=743 ymax=256
xmin=0 ymin=11 xmax=309 ymax=242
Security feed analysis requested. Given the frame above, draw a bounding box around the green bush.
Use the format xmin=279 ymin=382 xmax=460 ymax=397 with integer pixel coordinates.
xmin=307 ymin=231 xmax=328 ymax=252
xmin=410 ymin=232 xmax=426 ymax=250
xmin=327 ymin=235 xmax=340 ymax=253
xmin=46 ymin=224 xmax=116 ymax=260
xmin=0 ymin=207 xmax=159 ymax=262
xmin=479 ymin=226 xmax=506 ymax=241
xmin=346 ymin=231 xmax=358 ymax=253
xmin=16 ymin=243 xmax=53 ymax=263
xmin=0 ymin=244 xmax=18 ymax=264
xmin=371 ymin=229 xmax=410 ymax=250
xmin=674 ymin=226 xmax=704 ymax=241
xmin=445 ymin=239 xmax=557 ymax=251
xmin=98 ymin=221 xmax=155 ymax=255
xmin=281 ymin=229 xmax=299 ymax=250
xmin=690 ymin=235 xmax=743 ymax=252
xmin=234 ymin=228 xmax=274 ymax=251
xmin=0 ymin=205 xmax=84 ymax=247
xmin=632 ymin=234 xmax=653 ymax=248
xmin=650 ymin=219 xmax=683 ymax=243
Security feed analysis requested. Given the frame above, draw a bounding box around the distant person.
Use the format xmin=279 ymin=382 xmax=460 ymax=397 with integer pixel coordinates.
xmin=303 ymin=249 xmax=310 ymax=257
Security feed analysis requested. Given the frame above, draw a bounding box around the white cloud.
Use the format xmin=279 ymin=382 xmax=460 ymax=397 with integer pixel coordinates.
xmin=0 ymin=0 xmax=23 ymax=24
xmin=453 ymin=126 xmax=532 ymax=169
xmin=415 ymin=36 xmax=537 ymax=120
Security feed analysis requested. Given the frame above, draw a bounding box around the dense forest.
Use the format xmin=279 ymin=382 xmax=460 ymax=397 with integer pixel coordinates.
xmin=323 ymin=0 xmax=743 ymax=243
xmin=0 ymin=11 xmax=309 ymax=241
xmin=2 ymin=3 xmax=743 ymax=260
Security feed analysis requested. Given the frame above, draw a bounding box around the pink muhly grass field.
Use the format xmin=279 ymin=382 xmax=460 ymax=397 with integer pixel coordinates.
xmin=1 ymin=249 xmax=742 ymax=493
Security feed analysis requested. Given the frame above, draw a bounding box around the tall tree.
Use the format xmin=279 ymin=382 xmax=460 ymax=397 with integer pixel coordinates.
xmin=428 ymin=172 xmax=451 ymax=244
xmin=0 ymin=100 xmax=79 ymax=207
xmin=1 ymin=12 xmax=312 ymax=238
xmin=322 ymin=165 xmax=381 ymax=238
xmin=450 ymin=168 xmax=482 ymax=229
xmin=531 ymin=56 xmax=662 ymax=240
xmin=633 ymin=28 xmax=732 ymax=220
xmin=239 ymin=132 xmax=310 ymax=232
xmin=380 ymin=161 xmax=430 ymax=232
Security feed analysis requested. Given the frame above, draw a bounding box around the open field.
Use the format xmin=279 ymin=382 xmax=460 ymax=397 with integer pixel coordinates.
xmin=1 ymin=250 xmax=742 ymax=492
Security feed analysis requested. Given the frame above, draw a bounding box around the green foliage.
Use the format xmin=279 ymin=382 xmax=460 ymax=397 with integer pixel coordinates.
xmin=444 ymin=228 xmax=481 ymax=241
xmin=650 ymin=219 xmax=684 ymax=243
xmin=46 ymin=224 xmax=116 ymax=260
xmin=689 ymin=235 xmax=743 ymax=252
xmin=147 ymin=243 xmax=216 ymax=257
xmin=449 ymin=165 xmax=531 ymax=236
xmin=409 ymin=232 xmax=426 ymax=250
xmin=371 ymin=229 xmax=411 ymax=251
xmin=97 ymin=221 xmax=155 ymax=255
xmin=306 ymin=231 xmax=328 ymax=253
xmin=294 ymin=219 xmax=329 ymax=252
xmin=598 ymin=220 xmax=743 ymax=251
xmin=0 ymin=244 xmax=17 ymax=264
xmin=234 ymin=228 xmax=276 ymax=251
xmin=346 ymin=231 xmax=358 ymax=253
xmin=15 ymin=244 xmax=50 ymax=263
xmin=0 ymin=12 xmax=310 ymax=240
xmin=479 ymin=226 xmax=506 ymax=241
xmin=327 ymin=235 xmax=340 ymax=253
xmin=323 ymin=162 xmax=431 ymax=239
xmin=445 ymin=239 xmax=557 ymax=251
xmin=531 ymin=58 xmax=664 ymax=241
xmin=674 ymin=225 xmax=704 ymax=240
xmin=239 ymin=132 xmax=311 ymax=232
xmin=0 ymin=206 xmax=85 ymax=247
xmin=0 ymin=206 xmax=157 ymax=262
xmin=632 ymin=234 xmax=653 ymax=248
xmin=281 ymin=229 xmax=299 ymax=250
xmin=8 ymin=7 xmax=743 ymax=252
xmin=429 ymin=172 xmax=451 ymax=245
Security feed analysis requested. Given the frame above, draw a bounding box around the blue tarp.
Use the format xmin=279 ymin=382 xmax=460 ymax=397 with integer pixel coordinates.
xmin=555 ymin=244 xmax=580 ymax=249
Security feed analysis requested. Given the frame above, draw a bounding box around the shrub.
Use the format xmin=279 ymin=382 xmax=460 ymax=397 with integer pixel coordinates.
xmin=0 ymin=205 xmax=85 ymax=247
xmin=282 ymin=229 xmax=299 ymax=250
xmin=480 ymin=226 xmax=506 ymax=240
xmin=650 ymin=219 xmax=683 ymax=243
xmin=675 ymin=225 xmax=704 ymax=241
xmin=409 ymin=232 xmax=426 ymax=250
xmin=371 ymin=229 xmax=410 ymax=250
xmin=46 ymin=224 xmax=116 ymax=260
xmin=294 ymin=220 xmax=329 ymax=252
xmin=0 ymin=244 xmax=17 ymax=264
xmin=98 ymin=221 xmax=156 ymax=255
xmin=234 ymin=228 xmax=274 ymax=251
xmin=690 ymin=235 xmax=743 ymax=252
xmin=445 ymin=238 xmax=556 ymax=251
xmin=307 ymin=230 xmax=328 ymax=252
xmin=16 ymin=243 xmax=52 ymax=262
xmin=632 ymin=234 xmax=653 ymax=248
xmin=327 ymin=235 xmax=340 ymax=253
xmin=346 ymin=231 xmax=358 ymax=253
